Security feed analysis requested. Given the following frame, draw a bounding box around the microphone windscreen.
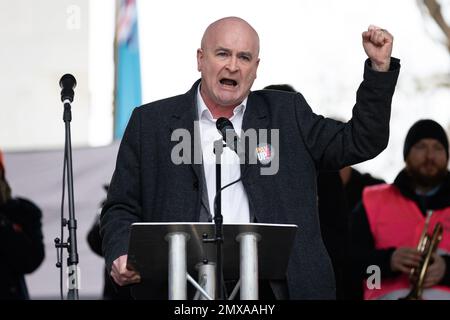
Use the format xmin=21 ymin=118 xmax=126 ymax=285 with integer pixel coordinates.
xmin=59 ymin=74 xmax=77 ymax=102
xmin=59 ymin=74 xmax=77 ymax=90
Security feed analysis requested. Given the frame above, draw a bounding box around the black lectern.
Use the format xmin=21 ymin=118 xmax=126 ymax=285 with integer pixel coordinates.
xmin=127 ymin=222 xmax=297 ymax=300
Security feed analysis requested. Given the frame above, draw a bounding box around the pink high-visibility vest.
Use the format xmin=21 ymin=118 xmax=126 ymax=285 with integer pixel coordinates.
xmin=362 ymin=184 xmax=450 ymax=300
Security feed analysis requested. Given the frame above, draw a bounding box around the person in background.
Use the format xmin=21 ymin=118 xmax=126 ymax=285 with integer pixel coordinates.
xmin=340 ymin=166 xmax=385 ymax=213
xmin=350 ymin=119 xmax=450 ymax=299
xmin=0 ymin=149 xmax=45 ymax=299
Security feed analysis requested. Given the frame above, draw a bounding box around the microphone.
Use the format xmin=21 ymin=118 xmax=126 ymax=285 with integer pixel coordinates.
xmin=59 ymin=74 xmax=77 ymax=103
xmin=216 ymin=117 xmax=241 ymax=154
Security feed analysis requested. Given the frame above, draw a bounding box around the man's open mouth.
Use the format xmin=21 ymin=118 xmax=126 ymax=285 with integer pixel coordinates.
xmin=220 ymin=78 xmax=238 ymax=87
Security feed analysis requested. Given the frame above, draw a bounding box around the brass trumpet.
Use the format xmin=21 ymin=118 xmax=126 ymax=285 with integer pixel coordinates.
xmin=401 ymin=221 xmax=443 ymax=300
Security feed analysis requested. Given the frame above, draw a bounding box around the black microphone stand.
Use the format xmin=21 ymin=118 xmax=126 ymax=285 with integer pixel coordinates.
xmin=54 ymin=75 xmax=79 ymax=300
xmin=213 ymin=139 xmax=224 ymax=300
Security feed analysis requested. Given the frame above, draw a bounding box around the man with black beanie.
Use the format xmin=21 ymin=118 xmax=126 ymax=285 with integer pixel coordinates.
xmin=350 ymin=119 xmax=450 ymax=300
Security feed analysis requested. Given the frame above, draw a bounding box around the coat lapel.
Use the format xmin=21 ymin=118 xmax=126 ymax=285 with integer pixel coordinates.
xmin=166 ymin=80 xmax=203 ymax=184
xmin=166 ymin=80 xmax=211 ymax=219
xmin=241 ymin=92 xmax=270 ymax=179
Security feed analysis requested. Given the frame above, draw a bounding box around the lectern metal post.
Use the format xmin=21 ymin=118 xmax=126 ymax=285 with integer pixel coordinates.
xmin=237 ymin=232 xmax=260 ymax=300
xmin=166 ymin=232 xmax=188 ymax=300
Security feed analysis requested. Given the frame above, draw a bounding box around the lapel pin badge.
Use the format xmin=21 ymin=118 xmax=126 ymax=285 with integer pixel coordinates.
xmin=255 ymin=143 xmax=274 ymax=165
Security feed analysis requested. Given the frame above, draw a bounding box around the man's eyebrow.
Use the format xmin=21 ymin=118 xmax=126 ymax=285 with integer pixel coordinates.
xmin=214 ymin=47 xmax=253 ymax=58
xmin=215 ymin=47 xmax=231 ymax=53
xmin=238 ymin=51 xmax=253 ymax=59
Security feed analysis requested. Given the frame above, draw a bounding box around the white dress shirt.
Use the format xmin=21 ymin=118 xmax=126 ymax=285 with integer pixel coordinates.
xmin=196 ymin=86 xmax=250 ymax=223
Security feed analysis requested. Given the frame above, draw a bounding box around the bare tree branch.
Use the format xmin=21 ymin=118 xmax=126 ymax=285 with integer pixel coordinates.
xmin=422 ymin=0 xmax=450 ymax=52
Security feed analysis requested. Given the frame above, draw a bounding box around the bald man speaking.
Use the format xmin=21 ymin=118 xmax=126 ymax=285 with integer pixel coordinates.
xmin=101 ymin=17 xmax=400 ymax=300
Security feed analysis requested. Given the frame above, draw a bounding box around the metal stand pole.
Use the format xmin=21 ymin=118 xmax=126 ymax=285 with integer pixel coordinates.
xmin=237 ymin=232 xmax=260 ymax=300
xmin=63 ymin=103 xmax=79 ymax=300
xmin=166 ymin=232 xmax=188 ymax=300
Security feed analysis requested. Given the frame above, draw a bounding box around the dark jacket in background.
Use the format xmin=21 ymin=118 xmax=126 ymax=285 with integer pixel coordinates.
xmin=0 ymin=198 xmax=45 ymax=299
xmin=345 ymin=168 xmax=386 ymax=211
xmin=317 ymin=171 xmax=347 ymax=299
xmin=318 ymin=168 xmax=385 ymax=300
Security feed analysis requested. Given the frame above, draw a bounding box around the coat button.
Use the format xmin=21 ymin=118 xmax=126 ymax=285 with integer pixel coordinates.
xmin=193 ymin=181 xmax=199 ymax=190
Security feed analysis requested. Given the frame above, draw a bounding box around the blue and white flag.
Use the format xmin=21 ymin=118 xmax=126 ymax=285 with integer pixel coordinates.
xmin=114 ymin=0 xmax=142 ymax=140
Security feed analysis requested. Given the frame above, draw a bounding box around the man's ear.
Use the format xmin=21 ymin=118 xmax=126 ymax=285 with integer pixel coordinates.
xmin=254 ymin=58 xmax=260 ymax=79
xmin=196 ymin=48 xmax=203 ymax=72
